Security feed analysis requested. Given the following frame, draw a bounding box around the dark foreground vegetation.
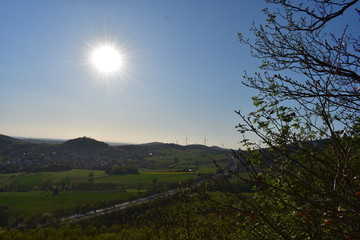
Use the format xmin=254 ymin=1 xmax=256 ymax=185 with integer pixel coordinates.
xmin=0 ymin=0 xmax=359 ymax=239
xmin=0 ymin=191 xmax=249 ymax=240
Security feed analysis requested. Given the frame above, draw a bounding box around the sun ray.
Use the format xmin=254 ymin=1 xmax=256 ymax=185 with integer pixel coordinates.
xmin=91 ymin=46 xmax=123 ymax=73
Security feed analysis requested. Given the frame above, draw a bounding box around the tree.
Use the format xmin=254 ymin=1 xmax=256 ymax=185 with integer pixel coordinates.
xmin=50 ymin=185 xmax=60 ymax=196
xmin=0 ymin=205 xmax=9 ymax=227
xmin=224 ymin=0 xmax=360 ymax=239
xmin=88 ymin=172 xmax=94 ymax=182
xmin=105 ymin=164 xmax=139 ymax=175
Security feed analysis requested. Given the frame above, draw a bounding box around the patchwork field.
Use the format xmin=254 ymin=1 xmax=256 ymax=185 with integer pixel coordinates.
xmin=0 ymin=143 xmax=232 ymax=218
xmin=0 ymin=190 xmax=135 ymax=217
xmin=0 ymin=169 xmax=199 ymax=217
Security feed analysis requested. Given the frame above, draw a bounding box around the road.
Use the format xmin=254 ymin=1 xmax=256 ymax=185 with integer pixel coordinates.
xmin=60 ymin=156 xmax=238 ymax=224
xmin=60 ymin=188 xmax=179 ymax=223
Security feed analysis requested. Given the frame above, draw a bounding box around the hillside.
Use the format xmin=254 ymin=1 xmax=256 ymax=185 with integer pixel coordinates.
xmin=0 ymin=134 xmax=231 ymax=173
xmin=0 ymin=134 xmax=24 ymax=143
xmin=61 ymin=137 xmax=109 ymax=150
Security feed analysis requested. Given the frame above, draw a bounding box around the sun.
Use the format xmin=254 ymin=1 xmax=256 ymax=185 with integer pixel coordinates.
xmin=91 ymin=46 xmax=123 ymax=73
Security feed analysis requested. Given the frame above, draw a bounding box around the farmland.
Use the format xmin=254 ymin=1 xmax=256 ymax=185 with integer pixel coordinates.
xmin=0 ymin=190 xmax=134 ymax=217
xmin=0 ymin=169 xmax=197 ymax=191
xmin=0 ymin=169 xmax=214 ymax=217
xmin=0 ymin=138 xmax=231 ymax=219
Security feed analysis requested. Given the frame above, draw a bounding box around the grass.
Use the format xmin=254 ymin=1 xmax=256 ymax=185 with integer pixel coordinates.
xmin=145 ymin=149 xmax=228 ymax=174
xmin=0 ymin=149 xmax=232 ymax=218
xmin=0 ymin=169 xmax=198 ymax=190
xmin=12 ymin=173 xmax=52 ymax=190
xmin=0 ymin=169 xmax=197 ymax=217
xmin=0 ymin=190 xmax=135 ymax=217
xmin=95 ymin=172 xmax=195 ymax=188
xmin=142 ymin=172 xmax=193 ymax=174
xmin=48 ymin=169 xmax=107 ymax=182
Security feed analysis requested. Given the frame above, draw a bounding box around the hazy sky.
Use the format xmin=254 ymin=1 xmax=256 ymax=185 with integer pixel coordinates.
xmin=1 ymin=1 xmax=270 ymax=148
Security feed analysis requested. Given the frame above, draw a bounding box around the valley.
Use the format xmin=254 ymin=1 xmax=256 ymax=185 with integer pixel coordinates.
xmin=0 ymin=134 xmax=235 ymax=228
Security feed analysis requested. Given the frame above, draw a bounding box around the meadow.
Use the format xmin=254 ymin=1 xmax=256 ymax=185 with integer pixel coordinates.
xmin=0 ymin=190 xmax=135 ymax=217
xmin=0 ymin=143 xmax=231 ymax=219
xmin=0 ymin=169 xmax=197 ymax=217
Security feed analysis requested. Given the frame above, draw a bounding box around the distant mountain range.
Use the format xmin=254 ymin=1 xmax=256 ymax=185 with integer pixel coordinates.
xmin=0 ymin=134 xmax=25 ymax=143
xmin=0 ymin=134 xmax=227 ymax=150
xmin=1 ymin=135 xmax=130 ymax=146
xmin=0 ymin=133 xmax=230 ymax=173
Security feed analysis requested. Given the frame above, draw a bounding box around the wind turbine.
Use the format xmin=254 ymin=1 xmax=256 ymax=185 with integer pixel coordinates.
xmin=204 ymin=137 xmax=208 ymax=146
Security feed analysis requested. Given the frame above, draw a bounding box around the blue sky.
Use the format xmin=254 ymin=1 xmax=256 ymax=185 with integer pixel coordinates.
xmin=0 ymin=1 xmax=269 ymax=148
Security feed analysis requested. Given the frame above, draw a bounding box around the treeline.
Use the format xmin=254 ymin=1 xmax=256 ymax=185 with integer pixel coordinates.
xmin=105 ymin=164 xmax=138 ymax=175
xmin=30 ymin=164 xmax=72 ymax=173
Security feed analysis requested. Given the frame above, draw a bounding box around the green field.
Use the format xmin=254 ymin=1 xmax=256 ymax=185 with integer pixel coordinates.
xmin=0 ymin=147 xmax=231 ymax=218
xmin=0 ymin=190 xmax=134 ymax=217
xmin=0 ymin=169 xmax=196 ymax=190
xmin=145 ymin=149 xmax=228 ymax=172
xmin=0 ymin=169 xmax=198 ymax=217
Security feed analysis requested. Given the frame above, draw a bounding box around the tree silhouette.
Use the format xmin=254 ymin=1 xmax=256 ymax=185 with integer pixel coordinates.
xmin=225 ymin=0 xmax=360 ymax=239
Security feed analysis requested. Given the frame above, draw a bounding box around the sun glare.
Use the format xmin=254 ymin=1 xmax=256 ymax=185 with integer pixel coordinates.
xmin=91 ymin=46 xmax=123 ymax=73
